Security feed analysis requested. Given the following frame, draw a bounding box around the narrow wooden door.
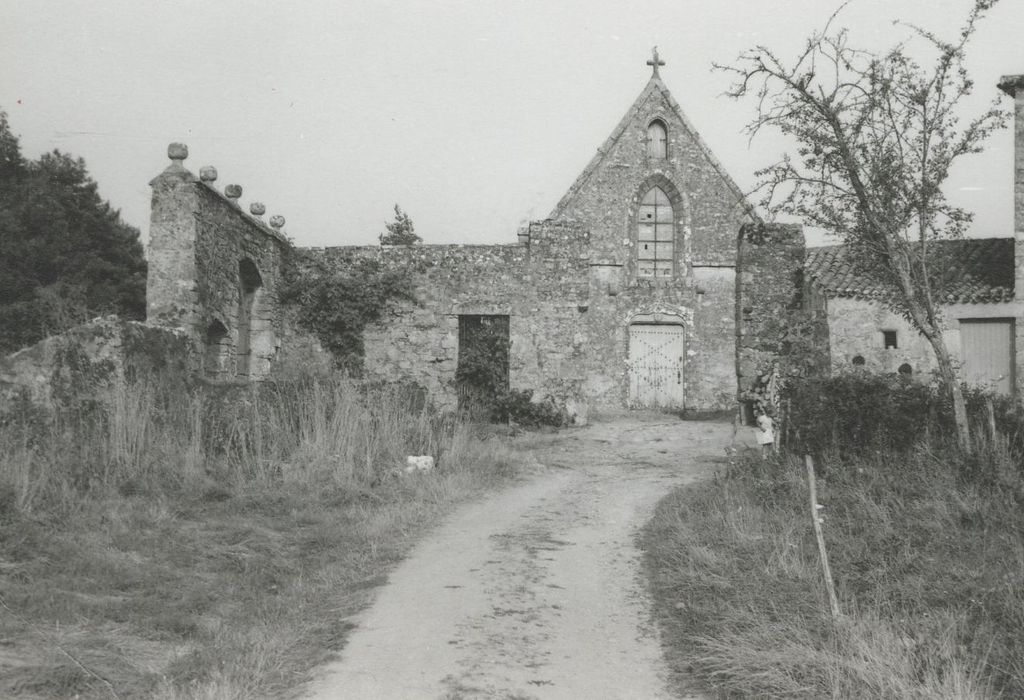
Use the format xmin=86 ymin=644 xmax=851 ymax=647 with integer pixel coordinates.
xmin=628 ymin=324 xmax=685 ymax=408
xmin=960 ymin=319 xmax=1014 ymax=395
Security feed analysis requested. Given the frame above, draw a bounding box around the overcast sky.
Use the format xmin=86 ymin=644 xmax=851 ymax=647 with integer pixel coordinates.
xmin=1 ymin=0 xmax=1020 ymax=249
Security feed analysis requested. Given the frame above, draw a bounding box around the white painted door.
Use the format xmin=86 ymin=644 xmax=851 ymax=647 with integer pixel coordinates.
xmin=960 ymin=319 xmax=1014 ymax=395
xmin=628 ymin=324 xmax=685 ymax=408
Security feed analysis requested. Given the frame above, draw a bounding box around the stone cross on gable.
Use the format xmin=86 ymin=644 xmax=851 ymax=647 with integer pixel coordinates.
xmin=647 ymin=46 xmax=665 ymax=78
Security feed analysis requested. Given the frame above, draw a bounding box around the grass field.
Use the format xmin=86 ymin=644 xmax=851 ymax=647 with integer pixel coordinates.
xmin=0 ymin=377 xmax=523 ymax=699
xmin=644 ymin=439 xmax=1024 ymax=699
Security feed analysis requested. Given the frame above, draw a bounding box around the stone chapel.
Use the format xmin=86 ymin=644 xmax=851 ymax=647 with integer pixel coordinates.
xmin=139 ymin=50 xmax=808 ymax=424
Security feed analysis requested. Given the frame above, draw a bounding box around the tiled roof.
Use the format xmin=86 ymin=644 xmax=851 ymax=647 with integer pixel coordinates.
xmin=805 ymin=238 xmax=1014 ymax=303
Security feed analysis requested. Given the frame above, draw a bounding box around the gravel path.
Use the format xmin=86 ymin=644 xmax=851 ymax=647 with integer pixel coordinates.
xmin=303 ymin=414 xmax=733 ymax=699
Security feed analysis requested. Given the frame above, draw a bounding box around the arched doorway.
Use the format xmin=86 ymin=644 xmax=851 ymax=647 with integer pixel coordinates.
xmin=236 ymin=259 xmax=263 ymax=378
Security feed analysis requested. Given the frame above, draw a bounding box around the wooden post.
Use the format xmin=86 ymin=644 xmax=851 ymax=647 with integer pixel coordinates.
xmin=806 ymin=455 xmax=841 ymax=621
xmin=783 ymin=397 xmax=791 ymax=451
xmin=986 ymin=397 xmax=997 ymax=441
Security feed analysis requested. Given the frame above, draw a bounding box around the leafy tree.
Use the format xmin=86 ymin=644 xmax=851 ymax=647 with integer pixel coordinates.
xmin=719 ymin=0 xmax=1007 ymax=451
xmin=378 ymin=204 xmax=421 ymax=245
xmin=0 ymin=109 xmax=146 ymax=354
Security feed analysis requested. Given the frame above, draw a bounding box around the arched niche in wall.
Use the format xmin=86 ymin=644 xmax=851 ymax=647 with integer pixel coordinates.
xmin=646 ymin=119 xmax=668 ymax=159
xmin=236 ymin=259 xmax=263 ymax=378
xmin=204 ymin=319 xmax=230 ymax=379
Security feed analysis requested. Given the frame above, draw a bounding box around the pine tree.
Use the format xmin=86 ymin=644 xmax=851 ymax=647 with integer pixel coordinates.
xmin=378 ymin=204 xmax=421 ymax=245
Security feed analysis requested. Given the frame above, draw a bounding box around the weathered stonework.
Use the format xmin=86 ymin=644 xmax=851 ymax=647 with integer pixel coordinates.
xmin=146 ymin=145 xmax=290 ymax=380
xmin=823 ymin=297 xmax=1022 ymax=384
xmin=999 ymin=74 xmax=1024 ymax=394
xmin=736 ymin=223 xmax=828 ymax=405
xmin=134 ymin=67 xmax=808 ymax=419
xmin=0 ymin=316 xmax=194 ymax=413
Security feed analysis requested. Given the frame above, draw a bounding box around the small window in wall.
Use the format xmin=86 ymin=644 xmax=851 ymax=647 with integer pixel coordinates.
xmin=637 ymin=186 xmax=674 ymax=278
xmin=898 ymin=363 xmax=913 ymax=376
xmin=852 ymin=355 xmax=866 ymax=366
xmin=883 ymin=330 xmax=898 ymax=349
xmin=647 ymin=119 xmax=668 ymax=159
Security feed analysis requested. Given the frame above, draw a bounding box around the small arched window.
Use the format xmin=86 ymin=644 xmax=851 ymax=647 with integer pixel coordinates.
xmin=637 ymin=186 xmax=674 ymax=278
xmin=647 ymin=119 xmax=668 ymax=159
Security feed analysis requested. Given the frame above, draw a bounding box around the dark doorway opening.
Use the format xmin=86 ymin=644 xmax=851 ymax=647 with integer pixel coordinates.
xmin=236 ymin=259 xmax=263 ymax=378
xmin=456 ymin=315 xmax=510 ymax=418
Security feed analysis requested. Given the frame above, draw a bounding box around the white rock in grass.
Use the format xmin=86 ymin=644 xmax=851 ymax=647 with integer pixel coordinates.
xmin=404 ymin=455 xmax=435 ymax=473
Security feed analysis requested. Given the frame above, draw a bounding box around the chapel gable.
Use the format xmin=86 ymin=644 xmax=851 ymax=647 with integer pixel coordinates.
xmin=550 ymin=49 xmax=757 ymax=270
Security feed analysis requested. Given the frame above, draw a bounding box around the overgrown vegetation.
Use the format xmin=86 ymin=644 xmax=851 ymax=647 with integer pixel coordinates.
xmin=0 ymin=375 xmax=522 ymax=698
xmin=0 ymin=109 xmax=146 ymax=353
xmin=781 ymin=373 xmax=1024 ymax=459
xmin=280 ymin=249 xmax=417 ymax=371
xmin=645 ymin=378 xmax=1024 ymax=698
xmin=455 ymin=316 xmax=566 ymax=427
xmin=719 ymin=0 xmax=1009 ymax=450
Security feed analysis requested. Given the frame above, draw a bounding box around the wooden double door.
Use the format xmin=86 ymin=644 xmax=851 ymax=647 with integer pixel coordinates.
xmin=628 ymin=324 xmax=685 ymax=408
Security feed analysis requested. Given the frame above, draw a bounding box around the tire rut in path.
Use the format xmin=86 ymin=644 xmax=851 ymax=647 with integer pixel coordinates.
xmin=304 ymin=416 xmax=730 ymax=699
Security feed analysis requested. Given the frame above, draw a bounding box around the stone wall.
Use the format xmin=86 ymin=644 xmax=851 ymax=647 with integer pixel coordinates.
xmin=309 ymin=220 xmax=592 ymax=420
xmin=998 ymin=75 xmax=1024 ymax=396
xmin=0 ymin=316 xmax=195 ymax=414
xmin=736 ymin=223 xmax=828 ymax=410
xmin=825 ymin=297 xmax=1023 ymax=381
xmin=146 ymin=145 xmax=290 ymax=380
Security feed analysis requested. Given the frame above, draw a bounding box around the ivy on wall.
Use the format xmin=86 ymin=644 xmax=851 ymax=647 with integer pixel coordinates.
xmin=279 ymin=248 xmax=417 ymax=372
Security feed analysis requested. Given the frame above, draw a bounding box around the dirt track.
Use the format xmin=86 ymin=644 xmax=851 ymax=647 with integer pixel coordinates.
xmin=303 ymin=414 xmax=734 ymax=699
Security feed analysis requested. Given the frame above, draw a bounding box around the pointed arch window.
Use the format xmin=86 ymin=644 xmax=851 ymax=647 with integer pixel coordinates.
xmin=647 ymin=119 xmax=668 ymax=159
xmin=637 ymin=187 xmax=674 ymax=278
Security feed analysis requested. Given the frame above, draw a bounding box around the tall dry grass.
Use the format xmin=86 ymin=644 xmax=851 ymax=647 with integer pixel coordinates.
xmin=0 ymin=375 xmax=494 ymax=513
xmin=644 ymin=432 xmax=1024 ymax=699
xmin=0 ymin=374 xmax=519 ymax=699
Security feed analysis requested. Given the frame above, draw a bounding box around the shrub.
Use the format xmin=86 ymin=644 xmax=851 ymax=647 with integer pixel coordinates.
xmin=781 ymin=373 xmax=1024 ymax=465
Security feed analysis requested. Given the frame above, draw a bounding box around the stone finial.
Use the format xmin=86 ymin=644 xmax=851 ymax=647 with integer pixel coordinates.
xmin=199 ymin=166 xmax=218 ymax=183
xmin=249 ymin=202 xmax=266 ymax=216
xmin=225 ymin=184 xmax=242 ymax=201
xmin=269 ymin=215 xmax=286 ymax=229
xmin=168 ymin=143 xmax=188 ymax=162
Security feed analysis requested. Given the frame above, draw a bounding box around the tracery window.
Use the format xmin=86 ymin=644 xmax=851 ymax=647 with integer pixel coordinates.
xmin=637 ymin=186 xmax=674 ymax=278
xmin=647 ymin=119 xmax=667 ymax=159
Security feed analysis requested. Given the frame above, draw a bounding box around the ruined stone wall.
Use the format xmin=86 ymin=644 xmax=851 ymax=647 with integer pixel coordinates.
xmin=0 ymin=316 xmax=195 ymax=413
xmin=736 ymin=223 xmax=828 ymax=408
xmin=192 ymin=184 xmax=288 ymax=379
xmin=146 ymin=145 xmax=290 ymax=380
xmin=998 ymin=75 xmax=1024 ymax=396
xmin=307 ymin=220 xmax=591 ymax=418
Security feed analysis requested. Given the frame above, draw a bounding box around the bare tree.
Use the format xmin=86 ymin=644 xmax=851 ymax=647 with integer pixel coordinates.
xmin=719 ymin=0 xmax=1008 ymax=450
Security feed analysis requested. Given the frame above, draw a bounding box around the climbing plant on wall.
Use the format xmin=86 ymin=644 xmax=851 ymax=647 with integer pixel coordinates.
xmin=279 ymin=248 xmax=416 ymax=372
